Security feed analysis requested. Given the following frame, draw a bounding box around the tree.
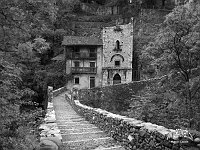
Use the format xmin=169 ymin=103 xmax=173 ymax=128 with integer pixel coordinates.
xmin=141 ymin=1 xmax=200 ymax=128
xmin=0 ymin=0 xmax=58 ymax=149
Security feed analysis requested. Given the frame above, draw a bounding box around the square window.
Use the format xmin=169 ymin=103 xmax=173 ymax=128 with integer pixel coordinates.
xmin=115 ymin=61 xmax=120 ymax=67
xmin=90 ymin=62 xmax=95 ymax=67
xmin=74 ymin=61 xmax=80 ymax=67
xmin=90 ymin=77 xmax=95 ymax=88
xmin=74 ymin=77 xmax=79 ymax=84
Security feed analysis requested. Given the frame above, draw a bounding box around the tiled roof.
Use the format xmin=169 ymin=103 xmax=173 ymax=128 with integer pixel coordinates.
xmin=62 ymin=36 xmax=103 ymax=46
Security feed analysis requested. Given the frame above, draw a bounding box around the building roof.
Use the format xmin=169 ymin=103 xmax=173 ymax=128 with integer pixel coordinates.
xmin=62 ymin=36 xmax=103 ymax=46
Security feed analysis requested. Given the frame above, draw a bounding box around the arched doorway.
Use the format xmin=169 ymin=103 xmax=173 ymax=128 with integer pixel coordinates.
xmin=113 ymin=73 xmax=121 ymax=85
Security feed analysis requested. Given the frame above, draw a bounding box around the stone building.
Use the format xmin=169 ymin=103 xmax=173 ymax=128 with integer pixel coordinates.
xmin=102 ymin=23 xmax=133 ymax=86
xmin=62 ymin=23 xmax=137 ymax=89
xmin=62 ymin=36 xmax=103 ymax=90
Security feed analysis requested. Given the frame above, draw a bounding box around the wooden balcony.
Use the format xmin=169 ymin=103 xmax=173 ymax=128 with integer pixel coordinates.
xmin=71 ymin=67 xmax=97 ymax=74
xmin=68 ymin=52 xmax=97 ymax=60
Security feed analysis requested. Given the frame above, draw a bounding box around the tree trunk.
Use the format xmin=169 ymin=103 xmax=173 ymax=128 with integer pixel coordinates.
xmin=188 ymin=88 xmax=194 ymax=128
xmin=162 ymin=0 xmax=166 ymax=8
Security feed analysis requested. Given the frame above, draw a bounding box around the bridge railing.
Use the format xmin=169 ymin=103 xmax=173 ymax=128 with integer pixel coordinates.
xmin=47 ymin=86 xmax=68 ymax=102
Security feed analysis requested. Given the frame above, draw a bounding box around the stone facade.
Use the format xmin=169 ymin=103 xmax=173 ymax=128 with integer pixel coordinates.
xmin=102 ymin=23 xmax=133 ymax=86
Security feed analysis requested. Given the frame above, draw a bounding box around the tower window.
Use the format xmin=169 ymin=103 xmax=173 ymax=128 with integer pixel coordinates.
xmin=74 ymin=77 xmax=79 ymax=84
xmin=116 ymin=40 xmax=120 ymax=49
xmin=115 ymin=61 xmax=120 ymax=67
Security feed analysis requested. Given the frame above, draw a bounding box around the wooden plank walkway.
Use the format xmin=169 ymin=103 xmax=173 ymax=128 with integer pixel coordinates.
xmin=53 ymin=92 xmax=125 ymax=150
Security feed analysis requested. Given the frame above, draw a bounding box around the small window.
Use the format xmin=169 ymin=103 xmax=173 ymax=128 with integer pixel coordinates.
xmin=73 ymin=47 xmax=80 ymax=52
xmin=116 ymin=40 xmax=120 ymax=49
xmin=90 ymin=77 xmax=95 ymax=88
xmin=90 ymin=48 xmax=96 ymax=53
xmin=115 ymin=61 xmax=120 ymax=67
xmin=74 ymin=61 xmax=80 ymax=67
xmin=90 ymin=62 xmax=95 ymax=68
xmin=89 ymin=48 xmax=96 ymax=58
xmin=74 ymin=77 xmax=79 ymax=84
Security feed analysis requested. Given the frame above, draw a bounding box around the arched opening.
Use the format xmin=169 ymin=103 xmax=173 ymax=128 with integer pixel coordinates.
xmin=113 ymin=73 xmax=121 ymax=85
xmin=116 ymin=40 xmax=120 ymax=49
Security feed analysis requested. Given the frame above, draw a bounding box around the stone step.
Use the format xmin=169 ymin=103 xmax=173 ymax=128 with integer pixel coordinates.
xmin=60 ymin=127 xmax=101 ymax=134
xmin=63 ymin=137 xmax=118 ymax=150
xmin=62 ymin=131 xmax=107 ymax=141
xmin=56 ymin=117 xmax=85 ymax=121
xmin=93 ymin=145 xmax=125 ymax=150
xmin=53 ymin=92 xmax=125 ymax=150
xmin=57 ymin=120 xmax=89 ymax=125
xmin=60 ymin=127 xmax=100 ymax=134
xmin=56 ymin=113 xmax=78 ymax=116
xmin=56 ymin=118 xmax=86 ymax=121
xmin=58 ymin=123 xmax=96 ymax=130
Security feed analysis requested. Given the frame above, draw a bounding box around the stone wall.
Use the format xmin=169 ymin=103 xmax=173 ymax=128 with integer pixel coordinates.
xmin=38 ymin=86 xmax=63 ymax=149
xmin=65 ymin=94 xmax=200 ymax=150
xmin=78 ymin=77 xmax=164 ymax=112
xmin=52 ymin=86 xmax=68 ymax=98
xmin=102 ymin=23 xmax=133 ymax=68
xmin=47 ymin=86 xmax=68 ymax=102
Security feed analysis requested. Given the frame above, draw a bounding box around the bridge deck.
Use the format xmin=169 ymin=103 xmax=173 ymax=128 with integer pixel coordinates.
xmin=53 ymin=92 xmax=125 ymax=150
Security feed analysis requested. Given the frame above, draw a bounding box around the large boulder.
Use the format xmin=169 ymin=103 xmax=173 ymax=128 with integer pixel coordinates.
xmin=40 ymin=137 xmax=62 ymax=148
xmin=37 ymin=139 xmax=58 ymax=150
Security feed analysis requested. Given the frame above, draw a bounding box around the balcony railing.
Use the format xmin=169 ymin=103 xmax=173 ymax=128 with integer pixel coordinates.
xmin=69 ymin=52 xmax=97 ymax=60
xmin=71 ymin=67 xmax=97 ymax=74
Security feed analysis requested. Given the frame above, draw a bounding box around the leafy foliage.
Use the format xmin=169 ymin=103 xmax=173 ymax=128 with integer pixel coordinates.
xmin=0 ymin=0 xmax=61 ymax=149
xmin=139 ymin=1 xmax=200 ymax=130
xmin=0 ymin=57 xmax=43 ymax=150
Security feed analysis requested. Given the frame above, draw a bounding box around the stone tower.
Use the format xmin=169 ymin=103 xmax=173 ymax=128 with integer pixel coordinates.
xmin=102 ymin=23 xmax=134 ymax=86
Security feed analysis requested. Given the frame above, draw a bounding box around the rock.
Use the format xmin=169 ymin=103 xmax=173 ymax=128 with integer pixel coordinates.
xmin=128 ymin=135 xmax=134 ymax=142
xmin=94 ymin=145 xmax=105 ymax=150
xmin=186 ymin=147 xmax=199 ymax=150
xmin=37 ymin=139 xmax=58 ymax=150
xmin=139 ymin=129 xmax=146 ymax=137
xmin=163 ymin=140 xmax=173 ymax=148
xmin=194 ymin=138 xmax=200 ymax=143
xmin=197 ymin=144 xmax=200 ymax=147
xmin=149 ymin=139 xmax=155 ymax=147
xmin=40 ymin=136 xmax=62 ymax=148
xmin=172 ymin=145 xmax=179 ymax=150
